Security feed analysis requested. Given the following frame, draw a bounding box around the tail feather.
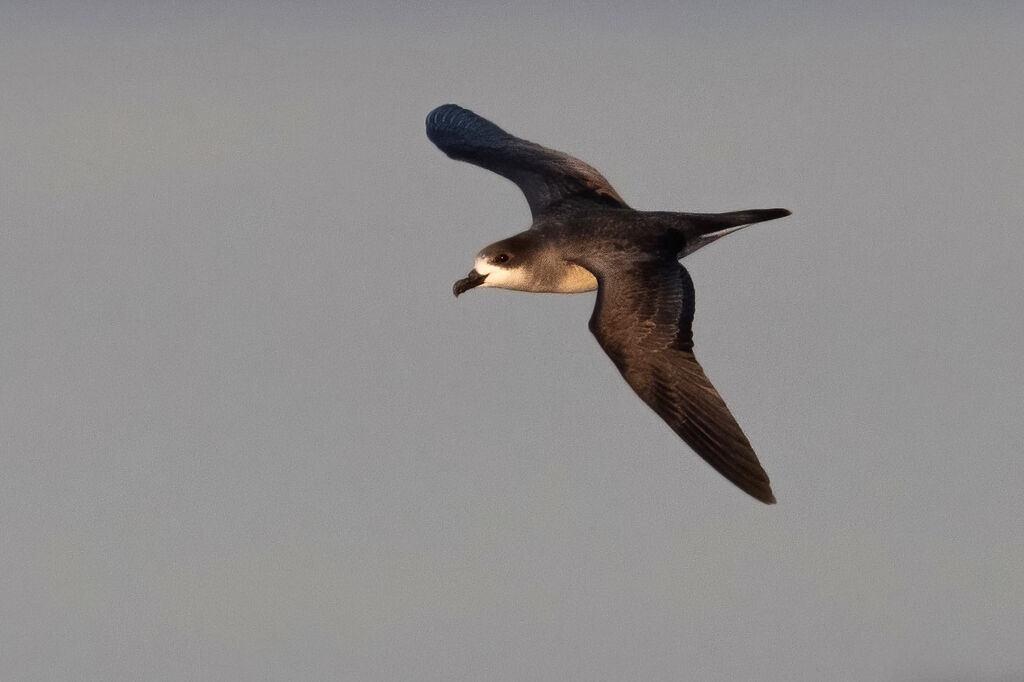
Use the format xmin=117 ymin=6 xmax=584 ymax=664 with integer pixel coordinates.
xmin=679 ymin=208 xmax=791 ymax=257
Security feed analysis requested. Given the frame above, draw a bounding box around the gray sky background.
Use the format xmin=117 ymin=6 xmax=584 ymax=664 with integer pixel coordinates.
xmin=3 ymin=2 xmax=1023 ymax=680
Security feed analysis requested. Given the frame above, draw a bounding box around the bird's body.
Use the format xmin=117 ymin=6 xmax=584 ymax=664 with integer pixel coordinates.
xmin=428 ymin=104 xmax=790 ymax=504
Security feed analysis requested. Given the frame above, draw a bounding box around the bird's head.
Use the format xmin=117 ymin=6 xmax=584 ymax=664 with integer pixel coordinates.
xmin=453 ymin=236 xmax=532 ymax=296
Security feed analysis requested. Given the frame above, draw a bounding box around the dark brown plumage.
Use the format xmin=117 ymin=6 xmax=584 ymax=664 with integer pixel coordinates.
xmin=428 ymin=104 xmax=790 ymax=504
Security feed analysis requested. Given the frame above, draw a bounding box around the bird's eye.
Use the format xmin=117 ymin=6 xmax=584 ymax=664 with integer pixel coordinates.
xmin=492 ymin=253 xmax=510 ymax=265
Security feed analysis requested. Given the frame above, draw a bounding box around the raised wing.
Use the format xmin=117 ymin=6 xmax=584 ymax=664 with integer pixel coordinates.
xmin=586 ymin=257 xmax=775 ymax=503
xmin=426 ymin=104 xmax=628 ymax=219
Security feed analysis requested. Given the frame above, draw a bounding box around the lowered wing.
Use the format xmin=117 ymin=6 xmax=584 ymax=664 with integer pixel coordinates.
xmin=586 ymin=256 xmax=775 ymax=504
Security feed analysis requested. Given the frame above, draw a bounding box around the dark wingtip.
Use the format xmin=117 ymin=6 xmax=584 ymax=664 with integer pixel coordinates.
xmin=426 ymin=103 xmax=465 ymax=126
xmin=426 ymin=104 xmax=462 ymax=144
xmin=425 ymin=104 xmax=511 ymax=158
xmin=746 ymin=472 xmax=777 ymax=504
xmin=425 ymin=104 xmax=476 ymax=142
xmin=740 ymin=479 xmax=776 ymax=504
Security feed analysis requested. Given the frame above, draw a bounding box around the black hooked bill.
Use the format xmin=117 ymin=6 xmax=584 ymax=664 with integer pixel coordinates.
xmin=453 ymin=269 xmax=487 ymax=297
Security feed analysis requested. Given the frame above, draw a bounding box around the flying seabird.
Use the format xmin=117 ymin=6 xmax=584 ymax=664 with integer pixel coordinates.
xmin=427 ymin=104 xmax=790 ymax=504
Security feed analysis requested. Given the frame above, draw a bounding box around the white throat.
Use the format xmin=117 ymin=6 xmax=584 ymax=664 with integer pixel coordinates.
xmin=473 ymin=256 xmax=597 ymax=293
xmin=474 ymin=257 xmax=529 ymax=290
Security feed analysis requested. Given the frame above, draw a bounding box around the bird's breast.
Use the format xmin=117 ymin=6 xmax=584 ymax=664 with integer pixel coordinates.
xmin=550 ymin=263 xmax=598 ymax=293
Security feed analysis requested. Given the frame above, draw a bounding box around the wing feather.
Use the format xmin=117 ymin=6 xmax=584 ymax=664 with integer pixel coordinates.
xmin=426 ymin=104 xmax=628 ymax=219
xmin=587 ymin=258 xmax=775 ymax=503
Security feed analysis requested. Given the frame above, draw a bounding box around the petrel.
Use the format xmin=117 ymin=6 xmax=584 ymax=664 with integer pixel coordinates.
xmin=427 ymin=104 xmax=790 ymax=504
